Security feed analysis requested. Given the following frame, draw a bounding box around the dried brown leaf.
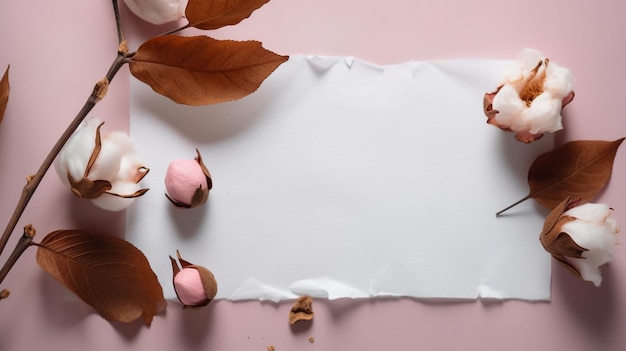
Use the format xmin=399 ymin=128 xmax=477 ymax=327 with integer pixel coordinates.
xmin=0 ymin=65 xmax=9 ymax=124
xmin=36 ymin=230 xmax=165 ymax=326
xmin=528 ymin=138 xmax=624 ymax=209
xmin=186 ymin=0 xmax=269 ymax=30
xmin=129 ymin=35 xmax=288 ymax=106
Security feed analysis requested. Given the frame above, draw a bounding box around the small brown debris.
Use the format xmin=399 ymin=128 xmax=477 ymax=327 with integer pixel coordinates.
xmin=267 ymin=345 xmax=275 ymax=351
xmin=308 ymin=336 xmax=315 ymax=343
xmin=289 ymin=295 xmax=314 ymax=325
xmin=0 ymin=289 xmax=10 ymax=300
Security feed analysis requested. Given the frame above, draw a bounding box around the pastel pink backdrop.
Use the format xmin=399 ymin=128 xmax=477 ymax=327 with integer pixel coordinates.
xmin=1 ymin=0 xmax=625 ymax=350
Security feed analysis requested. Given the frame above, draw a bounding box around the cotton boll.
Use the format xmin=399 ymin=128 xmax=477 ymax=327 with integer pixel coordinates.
xmin=124 ymin=0 xmax=186 ymax=25
xmin=483 ymin=49 xmax=575 ymax=143
xmin=55 ymin=118 xmax=99 ymax=184
xmin=118 ymin=152 xmax=147 ymax=183
xmin=544 ymin=65 xmax=575 ymax=99
xmin=541 ymin=200 xmax=620 ymax=287
xmin=525 ymin=93 xmax=563 ymax=134
xmin=563 ymin=212 xmax=619 ymax=287
xmin=55 ymin=117 xmax=149 ymax=211
xmin=518 ymin=48 xmax=545 ymax=71
xmin=87 ymin=136 xmax=123 ymax=181
xmin=491 ymin=84 xmax=526 ymax=128
xmin=101 ymin=132 xmax=147 ymax=185
xmin=562 ymin=202 xmax=613 ymax=221
xmin=498 ymin=65 xmax=524 ymax=86
xmin=105 ymin=131 xmax=137 ymax=155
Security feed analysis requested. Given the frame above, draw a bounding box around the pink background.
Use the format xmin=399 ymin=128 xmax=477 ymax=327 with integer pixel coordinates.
xmin=1 ymin=0 xmax=625 ymax=350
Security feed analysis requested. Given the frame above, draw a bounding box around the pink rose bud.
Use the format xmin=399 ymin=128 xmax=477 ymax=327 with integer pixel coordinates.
xmin=174 ymin=268 xmax=207 ymax=306
xmin=165 ymin=149 xmax=212 ymax=208
xmin=170 ymin=250 xmax=217 ymax=308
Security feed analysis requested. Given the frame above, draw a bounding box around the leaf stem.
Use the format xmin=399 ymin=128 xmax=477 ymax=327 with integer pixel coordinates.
xmin=496 ymin=195 xmax=531 ymax=216
xmin=163 ymin=23 xmax=191 ymax=36
xmin=0 ymin=225 xmax=36 ymax=289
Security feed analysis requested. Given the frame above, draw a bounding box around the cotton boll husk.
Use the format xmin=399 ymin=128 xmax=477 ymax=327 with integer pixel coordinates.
xmin=90 ymin=181 xmax=141 ymax=212
xmin=123 ymin=0 xmax=186 ymax=25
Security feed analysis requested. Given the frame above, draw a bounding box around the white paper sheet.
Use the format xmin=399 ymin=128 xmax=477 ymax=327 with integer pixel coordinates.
xmin=127 ymin=55 xmax=553 ymax=302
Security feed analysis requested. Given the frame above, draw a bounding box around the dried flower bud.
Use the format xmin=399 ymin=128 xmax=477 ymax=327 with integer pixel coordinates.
xmin=123 ymin=0 xmax=187 ymax=25
xmin=540 ymin=197 xmax=620 ymax=287
xmin=165 ymin=149 xmax=212 ymax=208
xmin=0 ymin=289 xmax=10 ymax=300
xmin=289 ymin=296 xmax=314 ymax=324
xmin=170 ymin=250 xmax=217 ymax=308
xmin=54 ymin=117 xmax=149 ymax=211
xmin=484 ymin=48 xmax=575 ymax=143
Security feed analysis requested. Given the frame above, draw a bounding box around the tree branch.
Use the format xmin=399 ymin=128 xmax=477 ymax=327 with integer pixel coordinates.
xmin=0 ymin=225 xmax=36 ymax=291
xmin=0 ymin=0 xmax=130 ymax=263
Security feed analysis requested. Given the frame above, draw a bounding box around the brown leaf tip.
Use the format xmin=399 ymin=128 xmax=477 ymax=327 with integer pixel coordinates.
xmin=0 ymin=64 xmax=9 ymax=124
xmin=289 ymin=296 xmax=314 ymax=325
xmin=528 ymin=138 xmax=625 ymax=209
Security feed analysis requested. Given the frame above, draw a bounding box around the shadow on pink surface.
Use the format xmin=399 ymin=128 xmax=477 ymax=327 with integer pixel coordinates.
xmin=553 ymin=259 xmax=619 ymax=343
